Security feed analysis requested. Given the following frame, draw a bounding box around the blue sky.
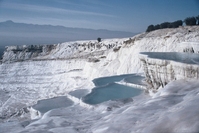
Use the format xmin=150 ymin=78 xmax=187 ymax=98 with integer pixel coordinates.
xmin=0 ymin=0 xmax=199 ymax=32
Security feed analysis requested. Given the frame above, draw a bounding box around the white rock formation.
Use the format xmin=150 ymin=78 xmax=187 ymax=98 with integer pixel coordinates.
xmin=84 ymin=26 xmax=199 ymax=78
xmin=0 ymin=26 xmax=199 ymax=132
xmin=140 ymin=52 xmax=199 ymax=90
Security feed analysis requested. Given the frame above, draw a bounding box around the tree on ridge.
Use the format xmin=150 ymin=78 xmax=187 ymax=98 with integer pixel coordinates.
xmin=184 ymin=17 xmax=196 ymax=26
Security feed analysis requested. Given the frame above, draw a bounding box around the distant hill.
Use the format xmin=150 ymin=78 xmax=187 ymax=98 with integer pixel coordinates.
xmin=0 ymin=20 xmax=136 ymax=58
xmin=0 ymin=20 xmax=135 ymax=45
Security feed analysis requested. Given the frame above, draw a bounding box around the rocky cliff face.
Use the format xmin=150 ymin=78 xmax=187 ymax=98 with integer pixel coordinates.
xmin=2 ymin=40 xmax=124 ymax=63
xmin=140 ymin=52 xmax=199 ymax=90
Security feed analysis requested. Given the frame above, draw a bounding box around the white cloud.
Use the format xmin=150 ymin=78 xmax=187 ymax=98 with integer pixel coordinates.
xmin=2 ymin=2 xmax=116 ymax=18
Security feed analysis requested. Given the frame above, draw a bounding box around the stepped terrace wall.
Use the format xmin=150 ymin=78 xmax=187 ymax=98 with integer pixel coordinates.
xmin=140 ymin=52 xmax=199 ymax=90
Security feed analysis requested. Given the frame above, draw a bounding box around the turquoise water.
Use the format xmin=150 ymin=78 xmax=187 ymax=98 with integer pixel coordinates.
xmin=83 ymin=74 xmax=143 ymax=105
xmin=140 ymin=52 xmax=199 ymax=65
xmin=32 ymin=96 xmax=73 ymax=113
xmin=69 ymin=89 xmax=89 ymax=99
xmin=93 ymin=74 xmax=136 ymax=86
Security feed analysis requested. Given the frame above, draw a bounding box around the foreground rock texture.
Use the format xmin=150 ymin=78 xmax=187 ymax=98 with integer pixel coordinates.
xmin=1 ymin=79 xmax=199 ymax=133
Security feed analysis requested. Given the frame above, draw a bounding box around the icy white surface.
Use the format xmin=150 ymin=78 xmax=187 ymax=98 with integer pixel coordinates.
xmin=0 ymin=26 xmax=199 ymax=132
xmin=0 ymin=59 xmax=94 ymax=121
xmin=1 ymin=79 xmax=199 ymax=133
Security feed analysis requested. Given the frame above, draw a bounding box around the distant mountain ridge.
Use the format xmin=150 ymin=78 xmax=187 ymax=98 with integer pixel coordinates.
xmin=0 ymin=20 xmax=135 ymax=45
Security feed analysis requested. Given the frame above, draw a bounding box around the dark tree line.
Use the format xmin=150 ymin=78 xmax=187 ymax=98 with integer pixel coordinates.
xmin=184 ymin=17 xmax=197 ymax=26
xmin=146 ymin=15 xmax=199 ymax=32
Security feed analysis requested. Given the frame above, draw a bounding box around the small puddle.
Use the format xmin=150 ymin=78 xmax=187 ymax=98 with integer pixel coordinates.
xmin=32 ymin=96 xmax=73 ymax=114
